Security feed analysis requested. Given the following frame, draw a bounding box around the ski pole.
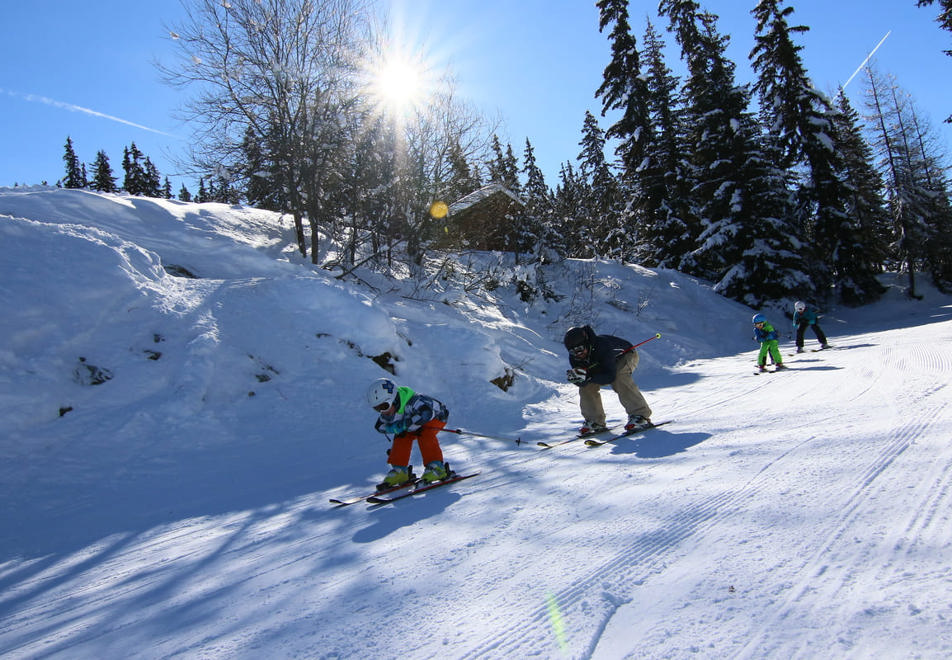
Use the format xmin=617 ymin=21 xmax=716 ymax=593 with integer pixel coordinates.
xmin=442 ymin=428 xmax=525 ymax=446
xmin=626 ymin=332 xmax=662 ymax=352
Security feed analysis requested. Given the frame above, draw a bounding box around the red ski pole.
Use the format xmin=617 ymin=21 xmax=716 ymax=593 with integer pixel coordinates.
xmin=630 ymin=332 xmax=662 ymax=350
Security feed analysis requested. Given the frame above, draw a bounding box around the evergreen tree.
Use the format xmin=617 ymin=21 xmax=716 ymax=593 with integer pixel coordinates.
xmin=662 ymin=1 xmax=811 ymax=303
xmin=522 ymin=138 xmax=558 ymax=259
xmin=595 ymin=0 xmax=650 ymax=176
xmin=634 ymin=18 xmax=696 ymax=269
xmin=162 ymin=177 xmax=173 ymax=199
xmin=143 ymin=158 xmax=162 ymax=197
xmin=552 ymin=162 xmax=586 ymax=256
xmin=62 ymin=136 xmax=86 ymax=189
xmin=832 ymin=90 xmax=892 ymax=276
xmin=577 ymin=111 xmax=622 ymax=258
xmin=487 ymin=135 xmax=520 ymax=190
xmin=242 ymin=124 xmax=283 ymax=210
xmin=122 ymin=143 xmax=148 ymax=195
xmin=89 ymin=150 xmax=117 ymax=193
xmin=445 ymin=140 xmax=482 ymax=203
xmin=196 ymin=177 xmax=209 ymax=203
xmin=178 ymin=184 xmax=192 ymax=202
xmin=750 ymin=0 xmax=883 ymax=304
xmin=594 ymin=0 xmax=650 ymax=264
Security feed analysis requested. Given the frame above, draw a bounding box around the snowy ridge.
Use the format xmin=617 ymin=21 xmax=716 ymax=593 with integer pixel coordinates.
xmin=1 ymin=188 xmax=951 ymax=658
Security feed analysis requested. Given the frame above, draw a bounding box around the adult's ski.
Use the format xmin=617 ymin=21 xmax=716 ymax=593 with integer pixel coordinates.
xmin=583 ymin=420 xmax=673 ymax=447
xmin=329 ymin=479 xmax=420 ymax=506
xmin=537 ymin=425 xmax=619 ymax=449
xmin=366 ymin=472 xmax=480 ymax=505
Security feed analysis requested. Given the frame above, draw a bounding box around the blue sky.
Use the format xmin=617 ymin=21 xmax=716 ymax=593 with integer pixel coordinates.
xmin=1 ymin=1 xmax=950 ymax=194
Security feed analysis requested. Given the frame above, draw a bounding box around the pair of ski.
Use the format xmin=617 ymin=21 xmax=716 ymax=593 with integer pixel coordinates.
xmin=787 ymin=345 xmax=835 ymax=356
xmin=755 ymin=365 xmax=790 ymax=374
xmin=537 ymin=420 xmax=672 ymax=449
xmin=329 ymin=471 xmax=480 ymax=507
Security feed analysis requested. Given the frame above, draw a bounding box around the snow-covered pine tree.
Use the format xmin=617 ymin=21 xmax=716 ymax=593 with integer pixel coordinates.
xmin=633 ymin=18 xmax=696 ymax=269
xmin=521 ymin=139 xmax=557 ymax=260
xmin=595 ymin=0 xmax=650 ymax=175
xmin=662 ymin=1 xmax=811 ymax=303
xmin=577 ymin=111 xmax=623 ymax=259
xmin=487 ymin=135 xmax=518 ymax=191
xmin=750 ymin=0 xmax=883 ymax=305
xmin=594 ymin=0 xmax=655 ymax=264
xmin=552 ymin=161 xmax=588 ymax=257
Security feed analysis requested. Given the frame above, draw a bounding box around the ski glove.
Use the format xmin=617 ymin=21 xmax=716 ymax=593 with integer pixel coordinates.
xmin=566 ymin=367 xmax=588 ymax=385
xmin=384 ymin=419 xmax=409 ymax=436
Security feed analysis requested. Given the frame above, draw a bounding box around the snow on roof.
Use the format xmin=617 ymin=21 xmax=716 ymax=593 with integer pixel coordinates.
xmin=448 ymin=183 xmax=524 ymax=215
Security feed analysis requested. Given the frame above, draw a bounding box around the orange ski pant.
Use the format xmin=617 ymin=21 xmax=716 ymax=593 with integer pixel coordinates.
xmin=387 ymin=419 xmax=446 ymax=467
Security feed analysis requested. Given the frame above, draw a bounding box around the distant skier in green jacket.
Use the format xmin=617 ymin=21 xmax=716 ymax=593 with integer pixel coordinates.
xmin=752 ymin=313 xmax=787 ymax=373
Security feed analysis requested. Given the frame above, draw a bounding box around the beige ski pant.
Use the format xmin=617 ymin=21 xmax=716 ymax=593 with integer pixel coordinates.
xmin=578 ymin=350 xmax=652 ymax=425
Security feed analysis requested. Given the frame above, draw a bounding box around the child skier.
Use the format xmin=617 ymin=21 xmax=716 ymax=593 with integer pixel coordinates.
xmin=792 ymin=300 xmax=830 ymax=352
xmin=752 ymin=314 xmax=788 ymax=372
xmin=366 ymin=378 xmax=451 ymax=489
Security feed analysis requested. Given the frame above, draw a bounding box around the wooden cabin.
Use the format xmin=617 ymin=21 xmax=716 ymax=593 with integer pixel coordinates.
xmin=436 ymin=183 xmax=525 ymax=251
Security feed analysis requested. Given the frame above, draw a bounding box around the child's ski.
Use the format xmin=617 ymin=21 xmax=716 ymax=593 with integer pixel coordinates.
xmin=366 ymin=472 xmax=480 ymax=505
xmin=330 ymin=479 xmax=419 ymax=506
xmin=583 ymin=420 xmax=673 ymax=447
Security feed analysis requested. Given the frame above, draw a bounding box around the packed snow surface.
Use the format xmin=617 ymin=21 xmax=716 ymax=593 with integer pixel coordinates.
xmin=1 ymin=187 xmax=951 ymax=659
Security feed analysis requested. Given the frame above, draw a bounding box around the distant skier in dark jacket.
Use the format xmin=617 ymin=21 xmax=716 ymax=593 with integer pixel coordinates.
xmin=563 ymin=325 xmax=652 ymax=435
xmin=792 ymin=300 xmax=830 ymax=353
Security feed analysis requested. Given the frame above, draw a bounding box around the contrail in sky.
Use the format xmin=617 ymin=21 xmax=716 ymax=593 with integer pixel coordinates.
xmin=1 ymin=88 xmax=178 ymax=138
xmin=842 ymin=31 xmax=891 ymax=89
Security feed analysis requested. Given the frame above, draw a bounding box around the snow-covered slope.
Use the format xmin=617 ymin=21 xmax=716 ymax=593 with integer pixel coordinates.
xmin=1 ymin=188 xmax=950 ymax=659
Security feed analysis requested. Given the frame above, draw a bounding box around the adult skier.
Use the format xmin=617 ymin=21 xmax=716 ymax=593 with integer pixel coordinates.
xmin=792 ymin=300 xmax=830 ymax=352
xmin=366 ymin=378 xmax=451 ymax=489
xmin=563 ymin=325 xmax=653 ymax=435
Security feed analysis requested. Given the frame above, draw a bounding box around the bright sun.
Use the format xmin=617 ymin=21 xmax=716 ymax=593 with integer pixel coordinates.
xmin=373 ymin=56 xmax=423 ymax=113
xmin=366 ymin=44 xmax=433 ymax=119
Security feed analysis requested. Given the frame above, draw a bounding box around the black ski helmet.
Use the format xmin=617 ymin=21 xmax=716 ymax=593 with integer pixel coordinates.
xmin=563 ymin=325 xmax=595 ymax=351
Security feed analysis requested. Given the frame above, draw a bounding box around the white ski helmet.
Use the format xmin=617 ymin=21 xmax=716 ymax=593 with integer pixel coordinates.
xmin=794 ymin=300 xmax=806 ymax=312
xmin=367 ymin=378 xmax=397 ymax=409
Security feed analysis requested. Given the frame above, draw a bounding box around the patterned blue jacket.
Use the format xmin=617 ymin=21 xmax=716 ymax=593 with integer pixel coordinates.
xmin=375 ymin=386 xmax=449 ymax=436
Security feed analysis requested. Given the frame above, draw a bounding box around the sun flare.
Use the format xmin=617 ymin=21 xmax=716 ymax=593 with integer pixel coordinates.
xmin=373 ymin=56 xmax=424 ymax=112
xmin=364 ymin=42 xmax=435 ymax=120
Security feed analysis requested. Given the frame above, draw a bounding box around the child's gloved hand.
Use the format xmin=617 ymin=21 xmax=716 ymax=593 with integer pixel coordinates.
xmin=384 ymin=419 xmax=409 ymax=435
